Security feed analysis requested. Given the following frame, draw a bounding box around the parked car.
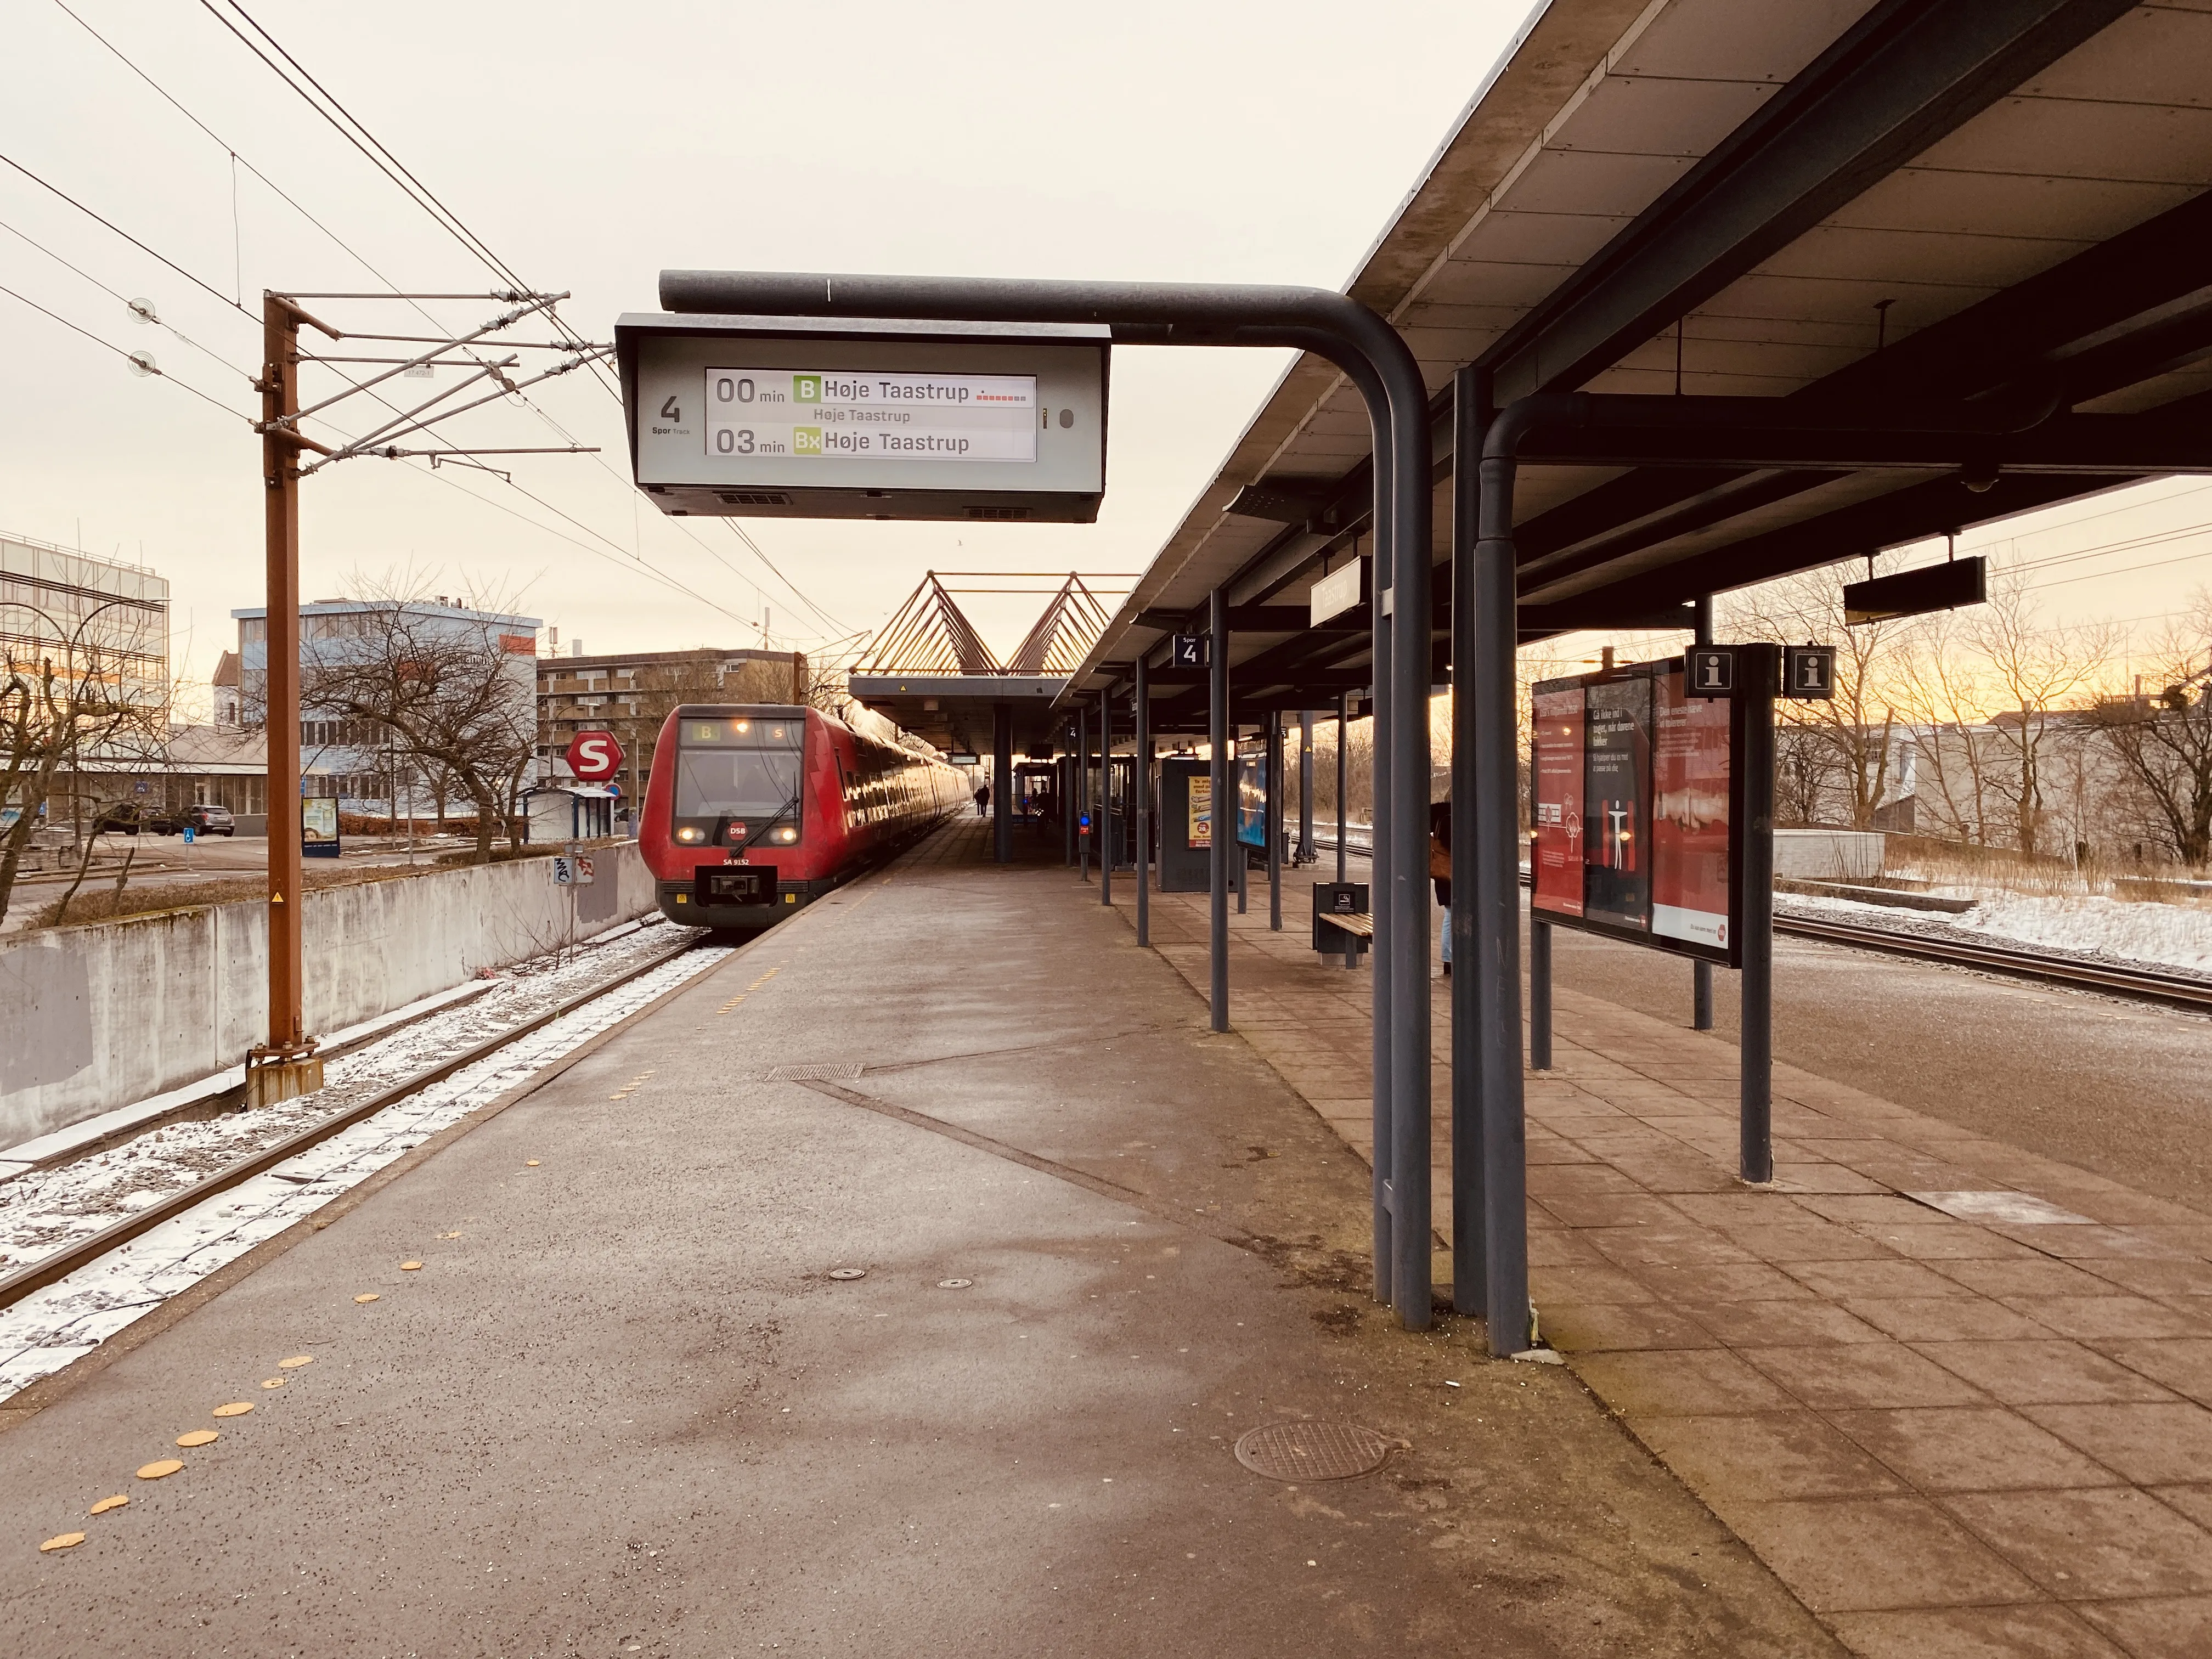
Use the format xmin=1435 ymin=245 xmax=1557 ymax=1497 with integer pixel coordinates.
xmin=92 ymin=803 xmax=184 ymax=835
xmin=180 ymin=803 xmax=236 ymax=836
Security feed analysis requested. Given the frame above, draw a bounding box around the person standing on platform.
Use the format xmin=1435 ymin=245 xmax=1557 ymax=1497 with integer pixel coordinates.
xmin=1430 ymin=798 xmax=1453 ymax=978
xmin=974 ymin=781 xmax=991 ymax=818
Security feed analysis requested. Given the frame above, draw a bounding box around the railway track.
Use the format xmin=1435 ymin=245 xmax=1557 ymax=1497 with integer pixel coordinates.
xmin=0 ymin=933 xmax=712 ymax=1315
xmin=1311 ymin=833 xmax=2212 ymax=1015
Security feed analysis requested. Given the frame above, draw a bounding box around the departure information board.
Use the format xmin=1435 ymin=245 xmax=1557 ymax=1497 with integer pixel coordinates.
xmin=1531 ymin=656 xmax=1741 ymax=966
xmin=704 ymin=369 xmax=1039 ymax=464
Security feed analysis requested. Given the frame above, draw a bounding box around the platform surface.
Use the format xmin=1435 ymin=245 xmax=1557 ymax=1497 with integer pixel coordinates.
xmin=1 ymin=820 xmax=1829 ymax=1657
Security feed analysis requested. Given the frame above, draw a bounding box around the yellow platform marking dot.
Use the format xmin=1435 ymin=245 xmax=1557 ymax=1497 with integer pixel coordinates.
xmin=259 ymin=1378 xmax=286 ymax=1390
xmin=353 ymin=1293 xmax=379 ymax=1304
xmin=277 ymin=1355 xmax=314 ymax=1369
xmin=399 ymin=1261 xmax=422 ymax=1271
xmin=40 ymin=1532 xmax=86 ymax=1552
xmin=136 ymin=1460 xmax=183 ymax=1481
xmin=88 ymin=1496 xmax=128 ymax=1516
xmin=212 ymin=1403 xmax=253 ymax=1418
xmin=441 ymin=1231 xmax=462 ymax=1239
xmin=524 ymin=1160 xmax=541 ymax=1167
xmin=174 ymin=1430 xmax=218 ymax=1448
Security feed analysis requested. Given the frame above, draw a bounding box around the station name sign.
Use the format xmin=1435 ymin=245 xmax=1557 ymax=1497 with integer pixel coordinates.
xmin=617 ymin=314 xmax=1108 ymax=523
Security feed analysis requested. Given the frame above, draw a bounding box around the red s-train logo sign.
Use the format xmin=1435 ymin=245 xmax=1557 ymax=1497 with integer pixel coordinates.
xmin=566 ymin=730 xmax=624 ymax=781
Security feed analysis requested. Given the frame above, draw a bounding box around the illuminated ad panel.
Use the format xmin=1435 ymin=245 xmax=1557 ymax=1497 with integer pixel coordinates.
xmin=1530 ymin=659 xmax=1739 ymax=967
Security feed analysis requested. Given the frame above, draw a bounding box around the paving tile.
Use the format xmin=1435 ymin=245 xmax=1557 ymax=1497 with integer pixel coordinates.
xmin=1719 ymin=1222 xmax=1901 ymax=1262
xmin=1746 ymin=1340 xmax=1991 ymax=1410
xmin=1525 ymin=1228 xmax=1607 ymax=1267
xmin=2024 ymin=1402 xmax=2212 ymax=1485
xmin=2154 ymin=1485 xmax=2212 ymax=1531
xmin=1587 ymin=1227 xmax=1759 ymax=1268
xmin=1692 ymin=1299 xmax=1890 ymax=1347
xmin=1635 ymin=1410 xmax=1905 ymax=1503
xmin=1525 ymin=1161 xmax=1646 ymax=1195
xmin=1855 ymin=1226 xmax=2043 ymax=1263
xmin=1527 ymin=1263 xmax=1654 ymax=1305
xmin=1722 ymin=1496 xmax=2038 ymax=1613
xmin=1935 ymin=1258 xmax=2121 ymax=1299
xmin=1667 ymin=1192 xmax=1819 ymax=1228
xmin=1802 ymin=1195 xmax=1966 ymax=1228
xmin=1541 ymin=1300 xmax=1716 ymax=1353
xmin=1785 ymin=1259 xmax=1971 ymax=1301
xmin=1825 ymin=1604 xmax=2127 ymax=1659
xmin=1534 ymin=1192 xmax=1694 ymax=1229
xmin=2002 ymin=1294 xmax=2211 ymax=1341
xmin=2103 ymin=1339 xmax=2212 ymax=1407
xmin=2085 ymin=1259 xmax=2212 ymax=1300
xmin=1841 ymin=1296 xmax=2053 ymax=1343
xmin=1775 ymin=1163 xmax=1894 ymax=1195
xmin=2075 ymin=1595 xmax=2212 ymax=1659
xmin=1989 ymin=1223 xmax=2202 ymax=1262
xmin=1829 ymin=1407 xmax=2121 ymax=1492
xmin=1635 ymin=1261 xmax=1819 ymax=1304
xmin=1912 ymin=1340 xmax=2181 ymax=1405
xmin=1571 ymin=1347 xmax=1795 ymax=1416
xmin=1947 ymin=1487 xmax=2212 ymax=1598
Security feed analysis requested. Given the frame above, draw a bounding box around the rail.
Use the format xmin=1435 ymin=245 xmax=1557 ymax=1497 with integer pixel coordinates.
xmin=0 ymin=934 xmax=706 ymax=1312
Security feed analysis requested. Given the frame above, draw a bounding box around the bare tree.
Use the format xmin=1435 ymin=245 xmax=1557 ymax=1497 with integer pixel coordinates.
xmin=1728 ymin=558 xmax=1914 ymax=827
xmin=1960 ymin=571 xmax=2120 ymax=856
xmin=2086 ymin=590 xmax=2212 ymax=866
xmin=297 ymin=578 xmax=538 ymax=864
xmin=1 ymin=601 xmax=170 ymax=924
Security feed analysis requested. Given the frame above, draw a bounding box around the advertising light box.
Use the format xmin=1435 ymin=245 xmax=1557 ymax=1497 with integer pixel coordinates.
xmin=1531 ymin=656 xmax=1741 ymax=967
xmin=617 ymin=313 xmax=1108 ymax=523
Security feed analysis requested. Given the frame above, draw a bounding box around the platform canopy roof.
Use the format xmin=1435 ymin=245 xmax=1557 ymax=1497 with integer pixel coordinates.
xmin=1065 ymin=0 xmax=2212 ymax=733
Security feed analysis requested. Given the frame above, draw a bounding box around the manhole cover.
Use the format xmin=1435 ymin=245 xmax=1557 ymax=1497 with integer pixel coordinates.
xmin=1233 ymin=1420 xmax=1392 ymax=1482
xmin=936 ymin=1278 xmax=972 ymax=1289
xmin=766 ymin=1063 xmax=864 ymax=1083
xmin=827 ymin=1268 xmax=867 ymax=1281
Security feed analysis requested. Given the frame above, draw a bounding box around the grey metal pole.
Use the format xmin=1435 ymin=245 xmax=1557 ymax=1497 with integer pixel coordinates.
xmin=1449 ymin=366 xmax=1487 ymax=1319
xmin=1298 ymin=710 xmax=1314 ymax=865
xmin=1692 ymin=595 xmax=1716 ymax=1032
xmin=1741 ymin=645 xmax=1777 ymax=1184
xmin=1474 ymin=399 xmax=1530 ymax=1358
xmin=992 ymin=702 xmax=1012 ymax=866
xmin=1077 ymin=704 xmax=1090 ymax=883
xmin=1062 ymin=743 xmax=1075 ymax=867
xmin=1335 ymin=692 xmax=1348 ymax=885
xmin=1099 ymin=687 xmax=1113 ymax=906
xmin=1208 ymin=588 xmax=1230 ymax=1034
xmin=1530 ymin=915 xmax=1553 ymax=1071
xmin=1136 ymin=654 xmax=1151 ymax=947
xmin=1235 ymin=733 xmax=1249 ymax=918
xmin=1267 ymin=709 xmax=1283 ymax=932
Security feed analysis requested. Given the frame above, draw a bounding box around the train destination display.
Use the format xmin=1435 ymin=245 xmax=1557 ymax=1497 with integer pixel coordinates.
xmin=1532 ymin=656 xmax=1740 ymax=966
xmin=704 ymin=370 xmax=1040 ymax=464
xmin=617 ymin=313 xmax=1108 ymax=522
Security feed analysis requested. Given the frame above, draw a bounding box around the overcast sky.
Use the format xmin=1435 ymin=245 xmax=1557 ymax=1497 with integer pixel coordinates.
xmin=7 ymin=0 xmax=2204 ymax=700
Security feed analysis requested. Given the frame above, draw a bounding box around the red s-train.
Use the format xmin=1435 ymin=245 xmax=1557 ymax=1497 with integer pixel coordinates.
xmin=639 ymin=704 xmax=963 ymax=932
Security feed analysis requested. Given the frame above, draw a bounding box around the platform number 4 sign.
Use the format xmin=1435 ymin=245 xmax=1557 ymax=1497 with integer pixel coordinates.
xmin=1784 ymin=645 xmax=1837 ymax=701
xmin=1685 ymin=647 xmax=1735 ymax=697
xmin=1170 ymin=634 xmax=1209 ymax=669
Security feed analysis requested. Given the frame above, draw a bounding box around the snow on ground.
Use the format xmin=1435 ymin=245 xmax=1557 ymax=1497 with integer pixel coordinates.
xmin=1778 ymin=888 xmax=2212 ymax=981
xmin=0 ymin=925 xmax=735 ymax=1401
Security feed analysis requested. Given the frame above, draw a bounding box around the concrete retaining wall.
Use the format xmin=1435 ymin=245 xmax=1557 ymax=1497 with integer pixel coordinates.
xmin=1775 ymin=828 xmax=1885 ymax=882
xmin=0 ymin=844 xmax=656 ymax=1148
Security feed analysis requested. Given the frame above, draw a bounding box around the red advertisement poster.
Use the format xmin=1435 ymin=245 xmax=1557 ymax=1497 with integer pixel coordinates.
xmin=1531 ymin=684 xmax=1584 ymax=918
xmin=1651 ymin=665 xmax=1732 ymax=951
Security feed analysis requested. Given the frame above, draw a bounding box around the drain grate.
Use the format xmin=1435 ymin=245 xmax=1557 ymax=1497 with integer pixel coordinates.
xmin=1233 ymin=1419 xmax=1392 ymax=1482
xmin=766 ymin=1063 xmax=865 ymax=1082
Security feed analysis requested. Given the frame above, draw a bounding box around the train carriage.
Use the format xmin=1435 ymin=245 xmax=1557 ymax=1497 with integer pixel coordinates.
xmin=639 ymin=704 xmax=961 ymax=933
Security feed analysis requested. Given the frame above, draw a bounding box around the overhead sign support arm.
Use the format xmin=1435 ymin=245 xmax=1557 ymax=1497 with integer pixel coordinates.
xmin=655 ymin=269 xmax=1438 ymax=1331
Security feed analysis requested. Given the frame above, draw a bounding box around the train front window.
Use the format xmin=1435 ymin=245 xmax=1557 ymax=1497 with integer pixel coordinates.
xmin=673 ymin=720 xmax=803 ymax=841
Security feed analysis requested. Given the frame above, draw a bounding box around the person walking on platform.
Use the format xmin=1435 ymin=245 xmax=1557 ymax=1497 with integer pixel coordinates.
xmin=974 ymin=781 xmax=991 ymax=817
xmin=1430 ymin=798 xmax=1453 ymax=978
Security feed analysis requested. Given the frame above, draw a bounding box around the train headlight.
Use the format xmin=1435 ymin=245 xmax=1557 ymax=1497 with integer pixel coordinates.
xmin=676 ymin=827 xmax=702 ymax=843
xmin=774 ymin=827 xmax=798 ymax=843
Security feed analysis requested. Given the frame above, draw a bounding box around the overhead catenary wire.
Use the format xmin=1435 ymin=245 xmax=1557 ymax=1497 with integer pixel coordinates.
xmin=0 ymin=280 xmax=251 ymax=424
xmin=0 ymin=149 xmax=250 ymax=319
